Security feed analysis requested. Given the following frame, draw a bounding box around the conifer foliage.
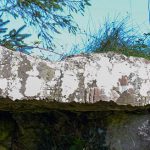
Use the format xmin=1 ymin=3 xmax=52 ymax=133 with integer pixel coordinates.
xmin=0 ymin=0 xmax=91 ymax=49
xmin=0 ymin=16 xmax=31 ymax=53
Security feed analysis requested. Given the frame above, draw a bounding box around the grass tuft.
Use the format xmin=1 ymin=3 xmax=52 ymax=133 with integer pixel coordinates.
xmin=83 ymin=16 xmax=150 ymax=60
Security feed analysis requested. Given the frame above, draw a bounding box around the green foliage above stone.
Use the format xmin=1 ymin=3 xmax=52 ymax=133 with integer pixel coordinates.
xmin=0 ymin=16 xmax=31 ymax=53
xmin=83 ymin=17 xmax=150 ymax=60
xmin=0 ymin=0 xmax=91 ymax=49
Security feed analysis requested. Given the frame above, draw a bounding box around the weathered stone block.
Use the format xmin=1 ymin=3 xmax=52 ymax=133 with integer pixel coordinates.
xmin=0 ymin=46 xmax=150 ymax=106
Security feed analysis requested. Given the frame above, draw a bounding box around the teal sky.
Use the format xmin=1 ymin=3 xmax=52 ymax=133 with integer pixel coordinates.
xmin=5 ymin=0 xmax=150 ymax=60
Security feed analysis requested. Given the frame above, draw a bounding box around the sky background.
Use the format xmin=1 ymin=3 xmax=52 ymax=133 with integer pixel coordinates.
xmin=5 ymin=0 xmax=150 ymax=60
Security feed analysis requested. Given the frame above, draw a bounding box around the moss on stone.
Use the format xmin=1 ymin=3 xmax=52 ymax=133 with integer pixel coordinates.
xmin=0 ymin=97 xmax=149 ymax=149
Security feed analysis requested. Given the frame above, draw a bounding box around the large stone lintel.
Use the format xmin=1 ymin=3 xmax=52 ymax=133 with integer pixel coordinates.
xmin=0 ymin=46 xmax=150 ymax=106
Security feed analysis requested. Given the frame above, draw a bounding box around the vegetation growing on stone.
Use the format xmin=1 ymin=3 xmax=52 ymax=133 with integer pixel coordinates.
xmin=83 ymin=17 xmax=150 ymax=60
xmin=0 ymin=97 xmax=149 ymax=149
xmin=0 ymin=97 xmax=149 ymax=113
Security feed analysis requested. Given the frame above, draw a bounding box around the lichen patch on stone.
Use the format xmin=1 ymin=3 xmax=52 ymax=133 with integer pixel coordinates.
xmin=0 ymin=46 xmax=150 ymax=106
xmin=37 ymin=62 xmax=55 ymax=81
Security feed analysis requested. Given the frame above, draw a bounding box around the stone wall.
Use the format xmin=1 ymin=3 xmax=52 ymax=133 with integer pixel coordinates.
xmin=0 ymin=46 xmax=150 ymax=106
xmin=0 ymin=101 xmax=149 ymax=150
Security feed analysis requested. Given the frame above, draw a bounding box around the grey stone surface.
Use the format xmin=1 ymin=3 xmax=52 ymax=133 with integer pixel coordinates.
xmin=0 ymin=46 xmax=150 ymax=106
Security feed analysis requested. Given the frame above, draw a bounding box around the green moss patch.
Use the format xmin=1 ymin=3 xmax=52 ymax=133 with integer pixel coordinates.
xmin=0 ymin=97 xmax=149 ymax=149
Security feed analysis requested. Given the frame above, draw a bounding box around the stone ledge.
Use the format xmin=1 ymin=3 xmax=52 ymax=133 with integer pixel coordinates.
xmin=0 ymin=46 xmax=150 ymax=106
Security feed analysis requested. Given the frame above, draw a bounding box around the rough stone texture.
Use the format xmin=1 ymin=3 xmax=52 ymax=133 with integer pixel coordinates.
xmin=0 ymin=46 xmax=150 ymax=106
xmin=1 ymin=103 xmax=150 ymax=150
